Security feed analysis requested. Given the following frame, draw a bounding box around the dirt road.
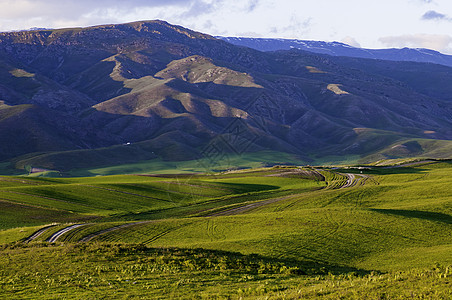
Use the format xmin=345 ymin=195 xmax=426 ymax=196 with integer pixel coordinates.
xmin=23 ymin=224 xmax=56 ymax=243
xmin=47 ymin=224 xmax=88 ymax=242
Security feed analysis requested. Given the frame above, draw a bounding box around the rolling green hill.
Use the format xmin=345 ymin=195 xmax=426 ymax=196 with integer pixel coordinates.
xmin=0 ymin=161 xmax=450 ymax=298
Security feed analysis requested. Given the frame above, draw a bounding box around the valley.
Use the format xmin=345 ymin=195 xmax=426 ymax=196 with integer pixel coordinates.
xmin=0 ymin=20 xmax=451 ymax=299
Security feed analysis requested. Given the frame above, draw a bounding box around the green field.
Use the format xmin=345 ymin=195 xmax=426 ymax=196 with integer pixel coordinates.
xmin=3 ymin=150 xmax=307 ymax=177
xmin=0 ymin=162 xmax=451 ymax=298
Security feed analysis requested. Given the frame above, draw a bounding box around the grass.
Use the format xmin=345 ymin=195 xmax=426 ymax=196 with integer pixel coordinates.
xmin=0 ymin=162 xmax=451 ymax=298
xmin=68 ymin=150 xmax=306 ymax=176
xmin=3 ymin=137 xmax=449 ymax=177
xmin=0 ymin=168 xmax=323 ymax=229
xmin=6 ymin=147 xmax=306 ymax=177
xmin=361 ymin=139 xmax=452 ymax=164
xmin=0 ymin=243 xmax=450 ymax=299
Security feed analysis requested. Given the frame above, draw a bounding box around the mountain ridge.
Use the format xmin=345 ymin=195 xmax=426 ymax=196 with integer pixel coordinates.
xmin=0 ymin=20 xmax=451 ymax=174
xmin=218 ymin=36 xmax=452 ymax=68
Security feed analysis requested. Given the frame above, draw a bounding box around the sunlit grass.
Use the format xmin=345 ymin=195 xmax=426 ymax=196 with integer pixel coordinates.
xmin=0 ymin=162 xmax=451 ymax=298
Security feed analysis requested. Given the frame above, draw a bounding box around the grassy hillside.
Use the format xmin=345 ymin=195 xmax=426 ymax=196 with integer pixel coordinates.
xmin=6 ymin=149 xmax=305 ymax=176
xmin=0 ymin=243 xmax=450 ymax=299
xmin=0 ymin=161 xmax=451 ymax=298
xmin=0 ymin=166 xmax=324 ymax=230
xmin=5 ymin=136 xmax=451 ymax=176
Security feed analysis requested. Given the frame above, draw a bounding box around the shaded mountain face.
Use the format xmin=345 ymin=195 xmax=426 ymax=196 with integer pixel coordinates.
xmin=218 ymin=37 xmax=452 ymax=68
xmin=0 ymin=20 xmax=451 ymax=171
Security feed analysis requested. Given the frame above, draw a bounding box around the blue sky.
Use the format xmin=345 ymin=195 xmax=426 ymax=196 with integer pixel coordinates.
xmin=1 ymin=0 xmax=452 ymax=54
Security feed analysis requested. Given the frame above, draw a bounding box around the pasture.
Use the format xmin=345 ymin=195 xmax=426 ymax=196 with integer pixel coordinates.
xmin=0 ymin=161 xmax=451 ymax=298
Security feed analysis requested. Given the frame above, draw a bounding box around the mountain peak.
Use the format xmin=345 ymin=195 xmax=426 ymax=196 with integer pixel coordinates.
xmin=0 ymin=20 xmax=216 ymax=48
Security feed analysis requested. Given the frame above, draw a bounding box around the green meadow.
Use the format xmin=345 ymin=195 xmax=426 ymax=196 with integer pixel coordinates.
xmin=0 ymin=161 xmax=451 ymax=298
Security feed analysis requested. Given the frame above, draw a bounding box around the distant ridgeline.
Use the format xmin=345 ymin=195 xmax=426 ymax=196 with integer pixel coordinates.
xmin=218 ymin=36 xmax=452 ymax=68
xmin=0 ymin=20 xmax=451 ymax=174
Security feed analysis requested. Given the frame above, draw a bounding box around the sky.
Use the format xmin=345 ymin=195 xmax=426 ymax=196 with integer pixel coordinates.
xmin=1 ymin=0 xmax=452 ymax=54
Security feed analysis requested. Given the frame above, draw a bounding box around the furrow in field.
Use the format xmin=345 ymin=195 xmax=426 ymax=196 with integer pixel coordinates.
xmin=0 ymin=198 xmax=62 ymax=210
xmin=206 ymin=219 xmax=226 ymax=241
xmin=46 ymin=224 xmax=88 ymax=243
xmin=142 ymin=229 xmax=173 ymax=244
xmin=79 ymin=221 xmax=150 ymax=242
xmin=206 ymin=194 xmax=300 ymax=217
xmin=23 ymin=224 xmax=57 ymax=243
xmin=79 ymin=185 xmax=173 ymax=203
xmin=1 ymin=190 xmax=93 ymax=208
xmin=308 ymin=169 xmax=326 ymax=181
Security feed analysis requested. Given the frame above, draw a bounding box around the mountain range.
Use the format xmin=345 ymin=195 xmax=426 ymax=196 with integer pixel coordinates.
xmin=0 ymin=20 xmax=451 ymax=174
xmin=218 ymin=37 xmax=452 ymax=68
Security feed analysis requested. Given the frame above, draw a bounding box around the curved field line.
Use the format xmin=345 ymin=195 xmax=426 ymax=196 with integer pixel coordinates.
xmin=46 ymin=224 xmax=88 ymax=243
xmin=310 ymin=169 xmax=326 ymax=181
xmin=0 ymin=197 xmax=63 ymax=210
xmin=142 ymin=229 xmax=174 ymax=244
xmin=79 ymin=185 xmax=174 ymax=203
xmin=140 ymin=222 xmax=195 ymax=245
xmin=275 ymin=211 xmax=345 ymax=262
xmin=1 ymin=191 xmax=93 ymax=208
xmin=206 ymin=194 xmax=300 ymax=217
xmin=159 ymin=181 xmax=236 ymax=192
xmin=23 ymin=224 xmax=57 ymax=243
xmin=117 ymin=183 xmax=208 ymax=197
xmin=298 ymin=211 xmax=345 ymax=255
xmin=319 ymin=170 xmax=373 ymax=190
xmin=78 ymin=221 xmax=150 ymax=242
xmin=340 ymin=173 xmax=355 ymax=189
xmin=205 ymin=219 xmax=226 ymax=241
xmin=317 ymin=170 xmax=348 ymax=189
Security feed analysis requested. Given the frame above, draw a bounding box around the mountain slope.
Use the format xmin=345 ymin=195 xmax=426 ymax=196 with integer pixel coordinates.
xmin=0 ymin=21 xmax=451 ymax=173
xmin=0 ymin=103 xmax=85 ymax=160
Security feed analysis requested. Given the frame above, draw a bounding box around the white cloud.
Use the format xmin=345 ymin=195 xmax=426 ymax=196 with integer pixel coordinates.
xmin=0 ymin=0 xmax=202 ymax=31
xmin=1 ymin=0 xmax=452 ymax=54
xmin=178 ymin=0 xmax=224 ymax=19
xmin=379 ymin=34 xmax=452 ymax=54
xmin=0 ymin=0 xmax=187 ymax=18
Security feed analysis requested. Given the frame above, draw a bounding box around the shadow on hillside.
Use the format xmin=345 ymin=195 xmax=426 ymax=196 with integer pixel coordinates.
xmin=8 ymin=242 xmax=373 ymax=276
xmin=340 ymin=167 xmax=429 ymax=175
xmin=210 ymin=181 xmax=280 ymax=192
xmin=371 ymin=208 xmax=452 ymax=225
xmin=174 ymin=247 xmax=374 ymax=276
xmin=72 ymin=60 xmax=133 ymax=103
xmin=80 ymin=243 xmax=375 ymax=276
